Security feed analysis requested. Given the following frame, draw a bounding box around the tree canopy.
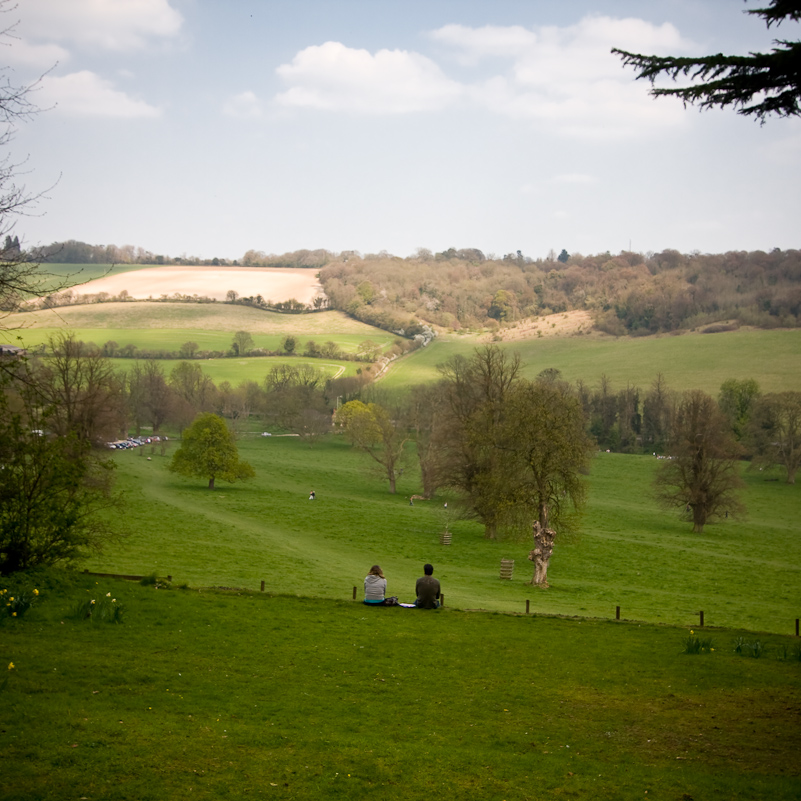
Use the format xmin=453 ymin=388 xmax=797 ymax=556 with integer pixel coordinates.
xmin=169 ymin=413 xmax=255 ymax=490
xmin=613 ymin=1 xmax=801 ymax=121
xmin=0 ymin=368 xmax=119 ymax=573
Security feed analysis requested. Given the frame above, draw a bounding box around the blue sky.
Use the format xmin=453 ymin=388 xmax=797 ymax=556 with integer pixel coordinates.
xmin=6 ymin=0 xmax=800 ymax=260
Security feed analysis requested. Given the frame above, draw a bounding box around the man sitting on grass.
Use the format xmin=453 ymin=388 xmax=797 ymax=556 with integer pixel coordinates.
xmin=415 ymin=563 xmax=441 ymax=609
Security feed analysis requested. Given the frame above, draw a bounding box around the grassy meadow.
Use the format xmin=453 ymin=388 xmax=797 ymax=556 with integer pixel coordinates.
xmin=382 ymin=328 xmax=801 ymax=395
xmin=88 ymin=436 xmax=801 ymax=636
xmin=2 ymin=303 xmax=397 ymax=356
xmin=2 ymin=568 xmax=800 ymax=801
xmin=4 ymin=300 xmax=801 ymax=799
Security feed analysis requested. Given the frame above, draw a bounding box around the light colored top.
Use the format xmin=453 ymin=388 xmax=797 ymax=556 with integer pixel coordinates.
xmin=364 ymin=574 xmax=387 ymax=602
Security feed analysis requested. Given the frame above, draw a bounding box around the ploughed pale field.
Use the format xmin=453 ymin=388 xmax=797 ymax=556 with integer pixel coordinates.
xmin=68 ymin=266 xmax=323 ymax=304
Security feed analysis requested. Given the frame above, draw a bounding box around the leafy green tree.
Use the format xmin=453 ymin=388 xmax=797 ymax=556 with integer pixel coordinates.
xmin=718 ymin=378 xmax=761 ymax=441
xmin=613 ymin=1 xmax=801 ymax=121
xmin=498 ymin=380 xmax=594 ymax=585
xmin=654 ymin=390 xmax=745 ymax=533
xmin=179 ymin=341 xmax=199 ymax=359
xmin=169 ymin=413 xmax=254 ymax=490
xmin=0 ymin=373 xmax=118 ymax=574
xmin=750 ymin=391 xmax=801 ymax=483
xmin=280 ymin=335 xmax=297 ymax=354
xmin=336 ymin=400 xmax=408 ymax=493
xmin=232 ymin=331 xmax=254 ymax=356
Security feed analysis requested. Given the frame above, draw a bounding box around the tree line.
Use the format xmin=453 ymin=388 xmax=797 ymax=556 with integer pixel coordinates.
xmin=3 ymin=337 xmax=798 ymax=580
xmin=27 ymin=331 xmax=396 ymax=365
xmin=29 ymin=240 xmax=801 ymax=339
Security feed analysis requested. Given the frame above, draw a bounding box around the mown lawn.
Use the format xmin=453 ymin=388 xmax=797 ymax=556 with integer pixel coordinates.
xmin=90 ymin=437 xmax=801 ymax=635
xmin=2 ymin=569 xmax=800 ymax=801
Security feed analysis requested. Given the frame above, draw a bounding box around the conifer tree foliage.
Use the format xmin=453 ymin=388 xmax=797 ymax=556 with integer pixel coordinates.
xmin=169 ymin=413 xmax=255 ymax=490
xmin=613 ymin=1 xmax=801 ymax=121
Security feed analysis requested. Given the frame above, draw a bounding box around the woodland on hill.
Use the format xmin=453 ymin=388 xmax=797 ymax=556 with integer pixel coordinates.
xmin=317 ymin=247 xmax=801 ymax=335
xmin=39 ymin=239 xmax=801 ymax=336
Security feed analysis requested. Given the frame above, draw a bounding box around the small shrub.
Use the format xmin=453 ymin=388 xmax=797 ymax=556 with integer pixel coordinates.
xmin=140 ymin=573 xmax=158 ymax=586
xmin=70 ymin=593 xmax=125 ymax=624
xmin=1 ymin=587 xmax=39 ymax=619
xmin=682 ymin=630 xmax=714 ymax=654
xmin=733 ymin=637 xmax=765 ymax=658
xmin=778 ymin=643 xmax=801 ymax=662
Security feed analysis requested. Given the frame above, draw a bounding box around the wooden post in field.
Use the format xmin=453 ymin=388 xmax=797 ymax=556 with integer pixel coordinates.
xmin=440 ymin=594 xmax=445 ymax=608
xmin=260 ymin=580 xmax=265 ymax=592
xmin=796 ymin=618 xmax=799 ymax=637
xmin=699 ymin=610 xmax=704 ymax=627
xmin=616 ymin=606 xmax=620 ymax=620
xmin=353 ymin=586 xmax=357 ymax=600
xmin=526 ymin=599 xmax=530 ymax=615
xmin=167 ymin=575 xmax=172 ymax=582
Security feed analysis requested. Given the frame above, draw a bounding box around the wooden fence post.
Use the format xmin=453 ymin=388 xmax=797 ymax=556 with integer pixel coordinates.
xmin=526 ymin=599 xmax=530 ymax=615
xmin=699 ymin=610 xmax=704 ymax=627
xmin=260 ymin=580 xmax=265 ymax=592
xmin=440 ymin=594 xmax=445 ymax=608
xmin=616 ymin=606 xmax=620 ymax=620
xmin=353 ymin=586 xmax=357 ymax=600
xmin=796 ymin=618 xmax=799 ymax=637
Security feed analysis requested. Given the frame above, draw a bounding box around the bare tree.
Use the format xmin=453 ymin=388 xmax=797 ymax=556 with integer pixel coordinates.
xmin=436 ymin=346 xmax=521 ymax=538
xmin=33 ymin=333 xmax=127 ymax=445
xmin=0 ymin=3 xmax=60 ymax=327
xmin=655 ymin=390 xmax=745 ymax=533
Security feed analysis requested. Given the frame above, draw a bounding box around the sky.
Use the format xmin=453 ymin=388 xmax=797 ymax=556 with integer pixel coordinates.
xmin=4 ymin=0 xmax=800 ymax=261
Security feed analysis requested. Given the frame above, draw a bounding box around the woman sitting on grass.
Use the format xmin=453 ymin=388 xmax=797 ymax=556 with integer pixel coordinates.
xmin=364 ymin=565 xmax=388 ymax=605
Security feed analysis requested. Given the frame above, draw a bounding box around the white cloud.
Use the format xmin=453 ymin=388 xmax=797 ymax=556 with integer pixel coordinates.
xmin=20 ymin=0 xmax=183 ymax=51
xmin=429 ymin=24 xmax=538 ymax=63
xmin=1 ymin=38 xmax=69 ymax=69
xmin=275 ymin=17 xmax=695 ymax=137
xmin=223 ymin=91 xmax=264 ymax=119
xmin=446 ymin=16 xmax=694 ymax=137
xmin=275 ymin=41 xmax=463 ymax=114
xmin=39 ymin=71 xmax=161 ymax=118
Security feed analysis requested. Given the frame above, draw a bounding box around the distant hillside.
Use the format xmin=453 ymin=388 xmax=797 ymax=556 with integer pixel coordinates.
xmin=34 ymin=241 xmax=801 ymax=336
xmin=317 ymin=248 xmax=801 ymax=335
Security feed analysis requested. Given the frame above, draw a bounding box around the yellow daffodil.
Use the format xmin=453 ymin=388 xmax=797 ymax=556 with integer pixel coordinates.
xmin=8 ymin=662 xmax=14 ymax=670
xmin=106 ymin=592 xmax=111 ymax=597
xmin=11 ymin=612 xmax=16 ymax=617
xmin=33 ymin=589 xmax=39 ymax=595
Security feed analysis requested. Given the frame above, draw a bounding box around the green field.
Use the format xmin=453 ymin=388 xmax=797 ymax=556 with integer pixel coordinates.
xmin=5 ymin=300 xmax=801 ymax=799
xmin=89 ymin=437 xmax=801 ymax=635
xmin=381 ymin=328 xmax=801 ymax=395
xmin=109 ymin=355 xmax=360 ymax=385
xmin=3 ymin=303 xmax=397 ymax=356
xmin=28 ymin=263 xmax=145 ymax=293
xmin=4 ymin=570 xmax=800 ymax=801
